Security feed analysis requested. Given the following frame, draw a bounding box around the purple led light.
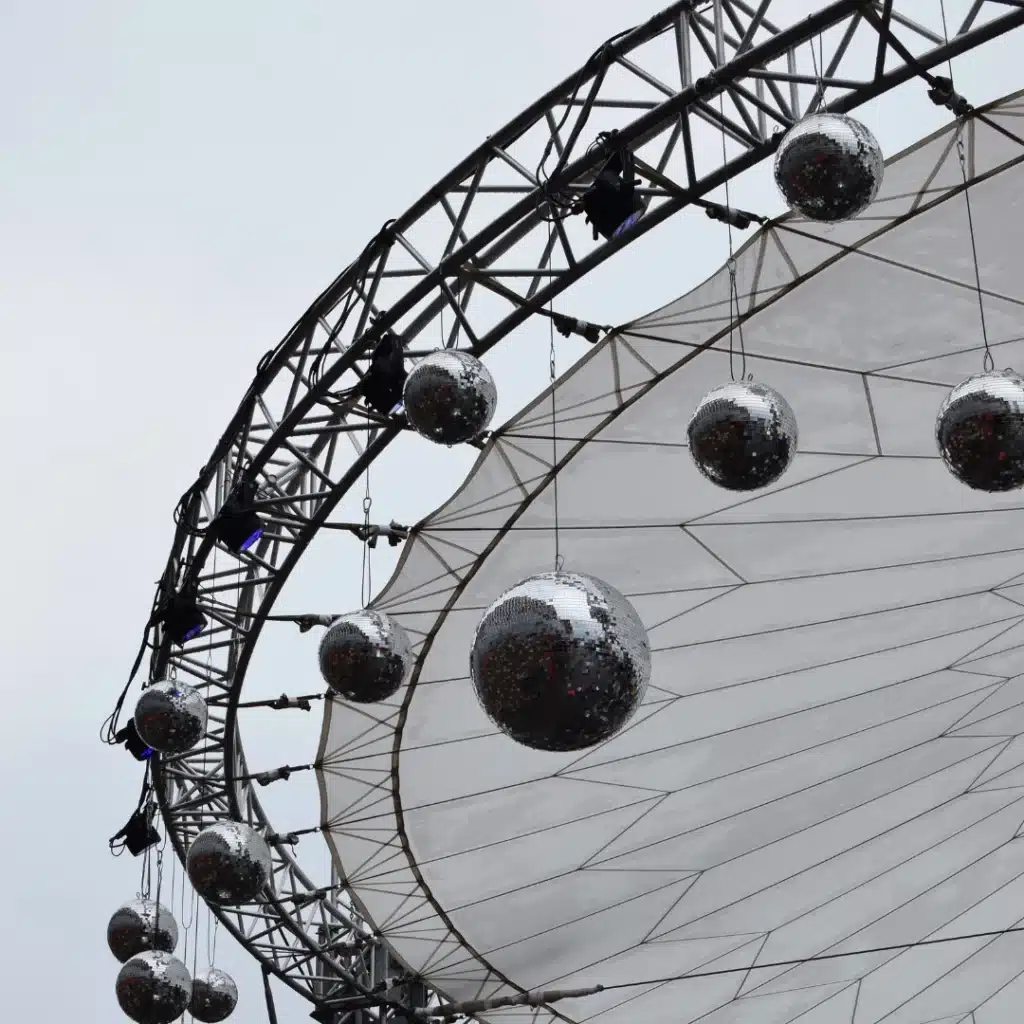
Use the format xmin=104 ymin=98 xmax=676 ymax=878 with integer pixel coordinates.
xmin=183 ymin=623 xmax=204 ymax=642
xmin=239 ymin=526 xmax=263 ymax=552
xmin=612 ymin=209 xmax=645 ymax=238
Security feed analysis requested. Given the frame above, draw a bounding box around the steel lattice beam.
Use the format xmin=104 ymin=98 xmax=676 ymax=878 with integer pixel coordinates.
xmin=138 ymin=1 xmax=1024 ymax=1013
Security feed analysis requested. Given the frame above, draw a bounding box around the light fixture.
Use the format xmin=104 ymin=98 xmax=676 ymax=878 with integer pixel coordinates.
xmin=158 ymin=585 xmax=208 ymax=646
xmin=361 ymin=332 xmax=407 ymax=415
xmin=116 ymin=720 xmax=154 ymax=761
xmin=109 ymin=803 xmax=162 ymax=857
xmin=209 ymin=478 xmax=264 ymax=553
xmin=580 ymin=144 xmax=645 ymax=241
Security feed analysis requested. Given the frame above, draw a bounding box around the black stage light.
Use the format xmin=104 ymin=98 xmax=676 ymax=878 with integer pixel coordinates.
xmin=124 ymin=807 xmax=161 ymax=856
xmin=209 ymin=478 xmax=264 ymax=554
xmin=110 ymin=803 xmax=161 ymax=857
xmin=116 ymin=720 xmax=154 ymax=761
xmin=159 ymin=585 xmax=208 ymax=646
xmin=361 ymin=332 xmax=407 ymax=415
xmin=580 ymin=148 xmax=646 ymax=241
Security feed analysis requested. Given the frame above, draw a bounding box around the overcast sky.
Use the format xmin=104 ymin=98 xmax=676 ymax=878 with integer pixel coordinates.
xmin=2 ymin=2 xmax=1022 ymax=1021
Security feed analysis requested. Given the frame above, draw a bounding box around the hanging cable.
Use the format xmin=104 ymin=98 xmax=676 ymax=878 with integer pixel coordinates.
xmin=717 ymin=94 xmax=748 ymax=382
xmin=955 ymin=129 xmax=993 ymax=371
xmin=937 ymin=0 xmax=994 ymax=373
xmin=152 ymin=838 xmax=166 ymax=948
xmin=206 ymin=902 xmax=219 ymax=967
xmin=807 ymin=29 xmax=826 ymax=114
xmin=361 ymin=472 xmax=373 ymax=608
xmin=548 ymin=229 xmax=563 ymax=573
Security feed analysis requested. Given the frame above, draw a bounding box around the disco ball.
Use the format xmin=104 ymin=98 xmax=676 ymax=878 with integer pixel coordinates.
xmin=133 ymin=679 xmax=208 ymax=754
xmin=190 ymin=968 xmax=239 ymax=1022
xmin=688 ymin=380 xmax=798 ymax=491
xmin=107 ymin=899 xmax=178 ymax=963
xmin=186 ymin=821 xmax=272 ymax=905
xmin=403 ymin=349 xmax=497 ymax=445
xmin=115 ymin=951 xmax=192 ymax=1024
xmin=470 ymin=571 xmax=651 ymax=752
xmin=774 ymin=113 xmax=883 ymax=222
xmin=318 ymin=610 xmax=412 ymax=703
xmin=936 ymin=369 xmax=1024 ymax=491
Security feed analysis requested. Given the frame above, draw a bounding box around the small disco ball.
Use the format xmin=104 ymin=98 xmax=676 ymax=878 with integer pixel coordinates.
xmin=936 ymin=369 xmax=1024 ymax=491
xmin=115 ymin=950 xmax=192 ymax=1024
xmin=774 ymin=113 xmax=883 ymax=222
xmin=186 ymin=821 xmax=272 ymax=905
xmin=403 ymin=349 xmax=497 ymax=445
xmin=470 ymin=572 xmax=651 ymax=752
xmin=133 ymin=679 xmax=208 ymax=754
xmin=190 ymin=967 xmax=239 ymax=1022
xmin=107 ymin=899 xmax=178 ymax=963
xmin=318 ymin=610 xmax=412 ymax=703
xmin=688 ymin=380 xmax=798 ymax=491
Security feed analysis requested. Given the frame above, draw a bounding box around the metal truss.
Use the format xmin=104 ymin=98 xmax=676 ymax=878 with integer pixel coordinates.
xmin=143 ymin=1 xmax=1024 ymax=1015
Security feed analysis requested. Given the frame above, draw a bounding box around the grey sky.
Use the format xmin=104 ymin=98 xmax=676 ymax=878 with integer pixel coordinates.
xmin=2 ymin=1 xmax=1022 ymax=1021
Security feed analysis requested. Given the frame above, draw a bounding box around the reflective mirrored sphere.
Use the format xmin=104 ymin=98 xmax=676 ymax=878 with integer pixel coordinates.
xmin=186 ymin=821 xmax=272 ymax=905
xmin=688 ymin=380 xmax=798 ymax=491
xmin=134 ymin=679 xmax=208 ymax=754
xmin=937 ymin=369 xmax=1024 ymax=491
xmin=318 ymin=610 xmax=412 ymax=703
xmin=403 ymin=350 xmax=497 ymax=444
xmin=470 ymin=572 xmax=650 ymax=752
xmin=774 ymin=113 xmax=883 ymax=222
xmin=107 ymin=899 xmax=178 ymax=963
xmin=190 ymin=967 xmax=239 ymax=1022
xmin=115 ymin=951 xmax=192 ymax=1024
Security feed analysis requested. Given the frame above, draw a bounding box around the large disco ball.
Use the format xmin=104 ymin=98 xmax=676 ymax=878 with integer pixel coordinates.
xmin=318 ymin=610 xmax=412 ymax=703
xmin=186 ymin=821 xmax=272 ymax=905
xmin=688 ymin=380 xmax=798 ymax=491
xmin=936 ymin=369 xmax=1024 ymax=491
xmin=470 ymin=572 xmax=651 ymax=752
xmin=774 ymin=113 xmax=883 ymax=222
xmin=134 ymin=679 xmax=208 ymax=754
xmin=403 ymin=349 xmax=497 ymax=445
xmin=107 ymin=899 xmax=178 ymax=963
xmin=190 ymin=968 xmax=239 ymax=1022
xmin=115 ymin=951 xmax=192 ymax=1024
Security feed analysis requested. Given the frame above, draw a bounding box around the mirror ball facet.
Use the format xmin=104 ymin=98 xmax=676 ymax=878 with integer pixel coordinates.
xmin=774 ymin=113 xmax=883 ymax=222
xmin=107 ymin=899 xmax=179 ymax=963
xmin=688 ymin=380 xmax=798 ymax=491
xmin=936 ymin=369 xmax=1024 ymax=491
xmin=115 ymin=951 xmax=192 ymax=1024
xmin=403 ymin=349 xmax=497 ymax=445
xmin=318 ymin=610 xmax=412 ymax=703
xmin=186 ymin=821 xmax=272 ymax=905
xmin=133 ymin=679 xmax=208 ymax=754
xmin=470 ymin=572 xmax=651 ymax=752
xmin=190 ymin=968 xmax=239 ymax=1022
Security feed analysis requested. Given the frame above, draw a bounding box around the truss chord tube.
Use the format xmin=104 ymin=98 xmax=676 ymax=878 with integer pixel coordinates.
xmin=141 ymin=1 xmax=1024 ymax=1011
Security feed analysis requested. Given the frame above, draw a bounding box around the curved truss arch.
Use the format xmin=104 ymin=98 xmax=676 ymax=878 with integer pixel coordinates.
xmin=142 ymin=0 xmax=1024 ymax=1013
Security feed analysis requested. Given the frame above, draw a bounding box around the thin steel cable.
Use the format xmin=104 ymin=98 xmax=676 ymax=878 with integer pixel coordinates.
xmin=808 ymin=29 xmax=825 ymax=114
xmin=152 ymin=837 xmax=166 ymax=948
xmin=717 ymin=93 xmax=747 ymax=381
xmin=191 ymin=888 xmax=200 ymax=1013
xmin=592 ymin=921 xmax=1024 ymax=991
xmin=361 ymin=471 xmax=373 ymax=607
xmin=938 ymin=0 xmax=994 ymax=372
xmin=548 ymin=226 xmax=563 ymax=572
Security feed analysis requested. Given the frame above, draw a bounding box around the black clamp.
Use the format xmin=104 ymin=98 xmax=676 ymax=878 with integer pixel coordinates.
xmin=928 ymin=75 xmax=972 ymax=117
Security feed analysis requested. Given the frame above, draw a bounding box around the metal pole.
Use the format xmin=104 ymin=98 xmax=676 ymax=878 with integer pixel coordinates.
xmin=263 ymin=965 xmax=280 ymax=1024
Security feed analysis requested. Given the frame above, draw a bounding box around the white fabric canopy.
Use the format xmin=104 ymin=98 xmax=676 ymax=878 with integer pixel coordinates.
xmin=319 ymin=92 xmax=1024 ymax=1024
